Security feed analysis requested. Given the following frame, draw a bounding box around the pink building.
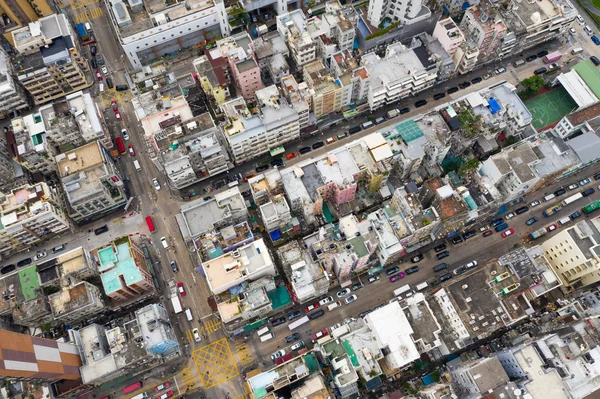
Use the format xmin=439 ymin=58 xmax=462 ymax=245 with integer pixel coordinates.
xmin=217 ymin=32 xmax=264 ymax=100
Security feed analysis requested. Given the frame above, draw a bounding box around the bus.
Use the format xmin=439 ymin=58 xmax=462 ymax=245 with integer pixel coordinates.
xmin=115 ymin=137 xmax=126 ymax=154
xmin=543 ymin=51 xmax=562 ymax=63
xmin=562 ymin=192 xmax=583 ymax=206
xmin=123 ymin=382 xmax=143 ymax=395
xmin=145 ymin=216 xmax=155 ymax=232
xmin=288 ymin=315 xmax=310 ymax=331
xmin=543 ymin=204 xmax=562 ymax=217
xmin=393 ymin=284 xmax=411 ymax=297
xmin=583 ymin=200 xmax=600 ymax=214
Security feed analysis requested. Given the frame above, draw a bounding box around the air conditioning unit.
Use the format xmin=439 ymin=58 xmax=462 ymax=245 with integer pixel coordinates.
xmin=232 ymin=250 xmax=241 ymax=258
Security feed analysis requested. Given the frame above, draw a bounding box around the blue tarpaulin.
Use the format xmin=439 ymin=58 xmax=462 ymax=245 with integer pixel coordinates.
xmin=462 ymin=1 xmax=470 ymax=9
xmin=270 ymin=229 xmax=282 ymax=241
xmin=488 ymin=97 xmax=501 ymax=114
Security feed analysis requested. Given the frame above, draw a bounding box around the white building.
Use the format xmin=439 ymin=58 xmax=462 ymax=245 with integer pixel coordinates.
xmin=0 ymin=46 xmax=28 ymax=119
xmin=367 ymin=0 xmax=429 ymax=26
xmin=221 ymin=87 xmax=300 ymax=163
xmin=363 ymin=42 xmax=437 ymax=110
xmin=449 ymin=357 xmax=510 ymax=396
xmin=367 ymin=209 xmax=403 ymax=266
xmin=105 ymin=0 xmax=229 ymax=69
xmin=277 ymin=10 xmax=317 ymax=67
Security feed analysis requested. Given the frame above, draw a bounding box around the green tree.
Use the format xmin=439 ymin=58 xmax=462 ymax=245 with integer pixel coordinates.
xmin=459 ymin=158 xmax=480 ymax=175
xmin=458 ymin=109 xmax=482 ymax=137
xmin=521 ymin=75 xmax=544 ymax=94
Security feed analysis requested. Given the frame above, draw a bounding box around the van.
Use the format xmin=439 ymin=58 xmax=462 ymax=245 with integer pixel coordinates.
xmin=433 ymin=263 xmax=448 ymax=272
xmin=115 ymin=84 xmax=128 ymax=91
xmin=133 ymin=160 xmax=141 ymax=171
xmin=260 ymin=333 xmax=274 ymax=342
xmin=374 ymin=117 xmax=385 ymax=125
xmin=416 ymin=282 xmax=429 ymax=291
xmin=543 ymin=193 xmax=556 ymax=201
xmin=160 ymin=237 xmax=169 ymax=249
xmin=99 ymin=83 xmax=104 ymax=92
xmin=327 ymin=301 xmax=342 ymax=311
xmin=257 ymin=326 xmax=270 ymax=336
xmin=361 ymin=121 xmax=373 ymax=130
xmin=558 ymin=217 xmax=571 ymax=225
xmin=585 ymin=25 xmax=594 ymax=35
xmin=348 ymin=126 xmax=361 ymax=134
xmin=534 ymin=67 xmax=548 ymax=75
xmin=572 ymin=47 xmax=584 ymax=55
xmin=513 ymin=60 xmax=526 ymax=67
xmin=85 ymin=22 xmax=92 ymax=31
xmin=185 ymin=308 xmax=193 ymax=321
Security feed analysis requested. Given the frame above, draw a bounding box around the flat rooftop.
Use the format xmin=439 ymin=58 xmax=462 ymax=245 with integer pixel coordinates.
xmin=98 ymin=240 xmax=146 ymax=295
xmin=49 ymin=282 xmax=95 ymax=317
xmin=180 ymin=188 xmax=246 ymax=238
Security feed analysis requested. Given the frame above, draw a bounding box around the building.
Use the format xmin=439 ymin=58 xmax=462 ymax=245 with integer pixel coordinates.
xmin=0 ymin=0 xmax=53 ymax=44
xmin=221 ymin=89 xmax=300 ymax=163
xmin=432 ymin=18 xmax=465 ymax=57
xmin=448 ymin=357 xmax=510 ymax=396
xmin=105 ymin=0 xmax=229 ymax=69
xmin=48 ymin=282 xmax=104 ymax=325
xmin=193 ymin=54 xmax=230 ymax=105
xmin=73 ymin=303 xmax=178 ymax=386
xmin=202 ymin=238 xmax=276 ymax=295
xmin=97 ymin=236 xmax=155 ymax=303
xmin=305 ymin=0 xmax=358 ymax=61
xmin=65 ymin=91 xmax=112 ymax=150
xmin=217 ymin=32 xmax=263 ymax=100
xmin=0 ymin=329 xmax=81 ymax=381
xmin=55 ymin=141 xmax=127 ymax=224
xmin=12 ymin=14 xmax=89 ymax=105
xmin=278 ymin=240 xmax=329 ymax=303
xmin=540 ymin=220 xmax=600 ymax=291
xmin=248 ymin=170 xmax=294 ymax=234
xmin=277 ymin=10 xmax=317 ymax=67
xmin=0 ymin=131 xmax=25 ymax=192
xmin=0 ymin=46 xmax=28 ymax=118
xmin=362 ymin=41 xmax=437 ymax=110
xmin=253 ymin=31 xmax=290 ymax=84
xmin=280 ymin=75 xmax=311 ymax=129
xmin=460 ymin=7 xmax=509 ymax=62
xmin=331 ymin=51 xmax=370 ymax=110
xmin=367 ymin=0 xmax=425 ymax=26
xmin=11 ymin=110 xmax=57 ymax=175
xmin=553 ymin=101 xmax=600 ymax=139
xmin=303 ymin=60 xmax=344 ymax=119
xmin=0 ymin=182 xmax=69 ymax=259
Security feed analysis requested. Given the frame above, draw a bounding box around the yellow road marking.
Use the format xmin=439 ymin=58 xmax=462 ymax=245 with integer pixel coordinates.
xmin=185 ymin=330 xmax=193 ymax=343
xmin=234 ymin=342 xmax=253 ymax=366
xmin=203 ymin=318 xmax=222 ymax=334
xmin=191 ymin=338 xmax=239 ymax=390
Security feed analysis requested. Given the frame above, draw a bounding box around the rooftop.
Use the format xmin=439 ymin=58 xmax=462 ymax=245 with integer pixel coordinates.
xmin=403 ymin=294 xmax=442 ymax=352
xmin=48 ymin=282 xmax=98 ymax=318
xmin=98 ymin=238 xmax=148 ymax=295
xmin=0 ymin=183 xmax=53 ymax=228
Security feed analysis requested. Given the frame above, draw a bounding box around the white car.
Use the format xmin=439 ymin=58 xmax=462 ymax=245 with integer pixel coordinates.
xmin=577 ymin=15 xmax=585 ymax=25
xmin=270 ymin=349 xmax=285 ymax=360
xmin=580 ymin=178 xmax=592 ymax=186
xmin=121 ymin=128 xmax=129 ymax=141
xmin=192 ymin=328 xmax=201 ymax=342
xmin=505 ymin=212 xmax=515 ymax=219
xmin=495 ymin=67 xmax=507 ymax=74
xmin=569 ymin=27 xmax=577 ymax=35
xmin=160 ymin=236 xmax=169 ymax=249
xmin=567 ymin=183 xmax=579 ymax=190
xmin=318 ymin=296 xmax=334 ymax=306
xmin=33 ymin=251 xmax=47 ymax=261
xmin=465 ymin=260 xmax=478 ymax=269
xmin=336 ymin=289 xmax=350 ymax=298
xmin=530 ymin=200 xmax=541 ymax=208
xmin=101 ymin=65 xmax=108 ymax=75
xmin=153 ymin=178 xmax=161 ymax=191
xmin=344 ymin=294 xmax=357 ymax=304
xmin=368 ymin=275 xmax=380 ymax=283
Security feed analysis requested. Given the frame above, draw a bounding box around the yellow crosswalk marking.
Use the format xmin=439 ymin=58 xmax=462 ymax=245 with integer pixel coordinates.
xmin=185 ymin=330 xmax=193 ymax=343
xmin=89 ymin=7 xmax=103 ymax=19
xmin=234 ymin=342 xmax=253 ymax=366
xmin=203 ymin=318 xmax=222 ymax=334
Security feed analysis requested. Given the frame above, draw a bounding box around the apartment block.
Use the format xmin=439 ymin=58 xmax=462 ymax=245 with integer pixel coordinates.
xmin=432 ymin=17 xmax=465 ymax=57
xmin=221 ymin=88 xmax=300 ymax=163
xmin=48 ymin=281 xmax=104 ymax=325
xmin=449 ymin=357 xmax=510 ymax=396
xmin=331 ymin=51 xmax=370 ymax=109
xmin=367 ymin=0 xmax=429 ymax=26
xmin=0 ymin=182 xmax=69 ymax=259
xmin=13 ymin=14 xmax=88 ymax=105
xmin=277 ymin=10 xmax=317 ymax=67
xmin=303 ymin=60 xmax=344 ymax=118
xmin=362 ymin=42 xmax=437 ymax=110
xmin=278 ymin=240 xmax=329 ymax=304
xmin=217 ymin=32 xmax=263 ymax=100
xmin=0 ymin=329 xmax=81 ymax=381
xmin=55 ymin=141 xmax=127 ymax=224
xmin=305 ymin=0 xmax=358 ymax=59
xmin=253 ymin=31 xmax=290 ymax=84
xmin=0 ymin=45 xmax=28 ymax=118
xmin=96 ymin=236 xmax=155 ymax=303
xmin=106 ymin=0 xmax=229 ymax=69
xmin=0 ymin=0 xmax=53 ymax=45
xmin=193 ymin=53 xmax=230 ymax=105
xmin=248 ymin=170 xmax=293 ymax=234
xmin=0 ymin=132 xmax=25 ymax=192
xmin=11 ymin=111 xmax=56 ymax=175
xmin=279 ymin=74 xmax=311 ymax=129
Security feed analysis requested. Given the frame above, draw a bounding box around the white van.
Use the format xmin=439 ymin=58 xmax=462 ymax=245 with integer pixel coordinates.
xmin=415 ymin=281 xmax=429 ymax=291
xmin=572 ymin=47 xmax=584 ymax=55
xmin=260 ymin=333 xmax=274 ymax=342
xmin=99 ymin=83 xmax=104 ymax=92
xmin=133 ymin=160 xmax=141 ymax=171
xmin=257 ymin=326 xmax=270 ymax=336
xmin=160 ymin=237 xmax=169 ymax=249
xmin=585 ymin=25 xmax=594 ymax=35
xmin=558 ymin=217 xmax=571 ymax=226
xmin=361 ymin=121 xmax=373 ymax=129
xmin=85 ymin=22 xmax=92 ymax=31
xmin=513 ymin=60 xmax=525 ymax=67
xmin=185 ymin=308 xmax=193 ymax=321
xmin=327 ymin=301 xmax=342 ymax=311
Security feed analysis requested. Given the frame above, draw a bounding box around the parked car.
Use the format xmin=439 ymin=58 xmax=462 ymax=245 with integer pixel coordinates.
xmin=312 ymin=329 xmax=328 ymax=340
xmin=299 ymin=146 xmax=311 ymax=154
xmin=537 ymin=50 xmax=549 ymax=58
xmin=33 ymin=251 xmax=47 ymax=261
xmin=434 ymin=243 xmax=447 ymax=252
xmin=526 ymin=217 xmax=538 ymax=225
xmin=567 ymin=183 xmax=579 ymax=190
xmin=17 ymin=258 xmax=32 ymax=267
xmin=271 ymin=350 xmax=286 ymax=360
xmin=530 ymin=200 xmax=541 ymax=207
xmin=459 ymin=82 xmax=471 ymax=89
xmin=415 ymin=99 xmax=427 ymax=107
xmin=389 ymin=272 xmax=405 ymax=282
xmin=319 ymin=296 xmax=334 ymax=305
xmin=505 ymin=212 xmax=516 ymax=219
xmin=336 ymin=289 xmax=350 ymax=298
xmin=483 ymin=230 xmax=493 ymax=237
xmin=285 ymin=333 xmax=300 ymax=343
xmin=436 ymin=250 xmax=450 ymax=260
xmin=452 ymin=235 xmax=464 ymax=244
xmin=439 ymin=273 xmax=453 ymax=282
xmin=304 ymin=302 xmax=319 ymax=312
xmin=290 ymin=341 xmax=305 ymax=351
xmin=471 ymin=76 xmax=483 ymax=84
xmin=155 ymin=382 xmax=170 ymax=392
xmin=447 ymin=87 xmax=459 ymax=94
xmin=462 ymin=230 xmax=477 ymax=240
xmin=94 ymin=225 xmax=108 ymax=235
xmin=433 ymin=92 xmax=446 ymax=100
xmin=580 ymin=177 xmax=592 ymax=186
xmin=351 ymin=283 xmax=364 ymax=291
xmin=555 ymin=188 xmax=567 ymax=196
xmin=368 ymin=275 xmax=380 ymax=283
xmin=95 ymin=70 xmax=102 ymax=80
xmin=495 ymin=67 xmax=507 ymax=74
xmin=502 ymin=228 xmax=515 ymax=238
xmin=386 ymin=267 xmax=399 ymax=275
xmin=405 ymin=266 xmax=419 ymax=275
xmin=288 ymin=310 xmax=302 ymax=320
xmin=411 ymin=254 xmax=424 ymax=263
xmin=344 ymin=294 xmax=358 ymax=304
xmin=312 ymin=141 xmax=324 ymax=149
xmin=271 ymin=316 xmax=286 ymax=326
xmin=286 ymin=152 xmax=297 ymax=160
xmin=490 ymin=218 xmax=505 ymax=227
xmin=591 ymin=56 xmax=600 ymax=66
xmin=592 ymin=35 xmax=600 ymax=45
xmin=399 ymin=107 xmax=411 ymax=114
xmin=547 ymin=224 xmax=557 ymax=232
xmin=515 ymin=206 xmax=529 ymax=214
xmin=526 ymin=55 xmax=538 ymax=62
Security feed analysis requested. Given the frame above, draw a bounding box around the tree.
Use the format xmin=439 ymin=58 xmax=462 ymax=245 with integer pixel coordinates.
xmin=458 ymin=109 xmax=482 ymax=137
xmin=521 ymin=75 xmax=544 ymax=95
xmin=459 ymin=157 xmax=480 ymax=175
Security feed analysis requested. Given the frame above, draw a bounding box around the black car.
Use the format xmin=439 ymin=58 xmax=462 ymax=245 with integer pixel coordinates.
xmin=537 ymin=50 xmax=549 ymax=58
xmin=534 ymin=67 xmax=548 ymax=75
xmin=415 ymin=99 xmax=427 ymax=108
xmin=526 ymin=217 xmax=538 ymax=225
xmin=447 ymin=87 xmax=459 ymax=94
xmin=436 ymin=250 xmax=450 ymax=260
xmin=583 ymin=188 xmax=595 ymax=197
xmin=554 ymin=188 xmax=566 ymax=196
xmin=439 ymin=273 xmax=453 ymax=282
xmin=299 ymin=146 xmax=311 ymax=154
xmin=434 ymin=243 xmax=447 ymax=252
xmin=1 ymin=265 xmax=15 ymax=274
xmin=462 ymin=230 xmax=477 ymax=240
xmin=405 ymin=266 xmax=419 ymax=275
xmin=411 ymin=254 xmax=424 ymax=263
xmin=349 ymin=126 xmax=361 ymax=134
xmin=271 ymin=158 xmax=284 ymax=167
xmin=526 ymin=55 xmax=538 ymax=62
xmin=90 ymin=45 xmax=97 ymax=56
xmin=351 ymin=283 xmax=363 ymax=291
xmin=386 ymin=266 xmax=400 ymax=276
xmin=399 ymin=107 xmax=411 ymax=114
xmin=94 ymin=225 xmax=109 ymax=235
xmin=285 ymin=333 xmax=300 ymax=343
xmin=17 ymin=258 xmax=32 ymax=267
xmin=433 ymin=92 xmax=446 ymax=100
xmin=256 ymin=164 xmax=270 ymax=172
xmin=170 ymin=260 xmax=178 ymax=272
xmin=115 ymin=84 xmax=128 ymax=91
xmin=358 ymin=309 xmax=373 ymax=318
xmin=433 ymin=263 xmax=448 ymax=272
xmin=288 ymin=310 xmax=302 ymax=321
xmin=452 ymin=235 xmax=464 ymax=244
xmin=459 ymin=82 xmax=472 ymax=89
xmin=471 ymin=76 xmax=483 ymax=84
xmin=106 ymin=77 xmax=113 ymax=89
xmin=214 ymin=179 xmax=225 ymax=188
xmin=271 ymin=317 xmax=286 ymax=327
xmin=309 ymin=309 xmax=325 ymax=319
xmin=312 ymin=141 xmax=324 ymax=149
xmin=591 ymin=56 xmax=600 ymax=66
xmin=91 ymin=58 xmax=97 ymax=69
xmin=515 ymin=206 xmax=529 ymax=214
xmin=595 ymin=173 xmax=600 ymax=180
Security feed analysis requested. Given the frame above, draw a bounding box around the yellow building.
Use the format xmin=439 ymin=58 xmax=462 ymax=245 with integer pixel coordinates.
xmin=0 ymin=0 xmax=53 ymax=45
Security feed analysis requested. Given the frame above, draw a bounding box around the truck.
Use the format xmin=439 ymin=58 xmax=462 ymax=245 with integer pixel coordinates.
xmin=258 ymin=24 xmax=268 ymax=35
xmin=76 ymin=23 xmax=89 ymax=42
xmin=387 ymin=109 xmax=399 ymax=119
xmin=171 ymin=295 xmax=183 ymax=314
xmin=529 ymin=228 xmax=547 ymax=240
xmin=583 ymin=200 xmax=600 ymax=215
xmin=543 ymin=51 xmax=562 ymax=64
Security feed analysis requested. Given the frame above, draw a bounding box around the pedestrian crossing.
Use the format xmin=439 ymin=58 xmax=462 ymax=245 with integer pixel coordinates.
xmin=185 ymin=329 xmax=194 ymax=343
xmin=74 ymin=7 xmax=103 ymax=24
xmin=179 ymin=365 xmax=196 ymax=386
xmin=203 ymin=317 xmax=222 ymax=334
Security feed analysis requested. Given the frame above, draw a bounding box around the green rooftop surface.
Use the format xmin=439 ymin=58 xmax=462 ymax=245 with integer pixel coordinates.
xmin=574 ymin=60 xmax=600 ymax=100
xmin=395 ymin=120 xmax=424 ymax=142
xmin=267 ymin=286 xmax=292 ymax=309
xmin=342 ymin=339 xmax=360 ymax=367
xmin=19 ymin=266 xmax=39 ymax=302
xmin=348 ymin=236 xmax=368 ymax=257
xmin=303 ymin=353 xmax=320 ymax=373
xmin=99 ymin=242 xmax=144 ymax=294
